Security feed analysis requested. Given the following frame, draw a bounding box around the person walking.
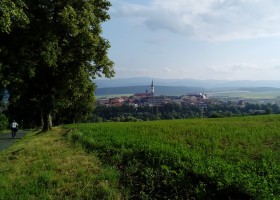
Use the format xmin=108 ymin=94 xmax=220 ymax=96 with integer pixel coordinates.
xmin=10 ymin=120 xmax=19 ymax=138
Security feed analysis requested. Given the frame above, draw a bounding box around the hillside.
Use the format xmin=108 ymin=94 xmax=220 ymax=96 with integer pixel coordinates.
xmin=66 ymin=115 xmax=280 ymax=199
xmin=94 ymin=77 xmax=280 ymax=88
xmin=1 ymin=115 xmax=280 ymax=199
xmin=94 ymin=77 xmax=280 ymax=97
xmin=95 ymin=85 xmax=205 ymax=96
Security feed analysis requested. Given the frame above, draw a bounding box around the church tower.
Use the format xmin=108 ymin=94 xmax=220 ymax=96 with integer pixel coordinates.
xmin=151 ymin=80 xmax=155 ymax=96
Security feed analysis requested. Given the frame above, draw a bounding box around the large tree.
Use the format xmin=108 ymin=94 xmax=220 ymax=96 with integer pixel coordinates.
xmin=0 ymin=0 xmax=114 ymax=131
xmin=0 ymin=0 xmax=29 ymax=33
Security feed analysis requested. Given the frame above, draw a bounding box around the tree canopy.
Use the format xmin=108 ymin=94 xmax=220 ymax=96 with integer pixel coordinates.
xmin=0 ymin=0 xmax=29 ymax=33
xmin=0 ymin=0 xmax=114 ymax=131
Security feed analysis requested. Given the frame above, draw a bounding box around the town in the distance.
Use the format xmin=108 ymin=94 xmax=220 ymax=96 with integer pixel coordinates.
xmin=97 ymin=80 xmax=209 ymax=107
xmin=97 ymin=80 xmax=278 ymax=109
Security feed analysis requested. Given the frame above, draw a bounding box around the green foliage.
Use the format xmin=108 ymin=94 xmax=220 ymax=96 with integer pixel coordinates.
xmin=0 ymin=0 xmax=114 ymax=130
xmin=0 ymin=0 xmax=29 ymax=33
xmin=0 ymin=113 xmax=8 ymax=131
xmin=65 ymin=115 xmax=280 ymax=199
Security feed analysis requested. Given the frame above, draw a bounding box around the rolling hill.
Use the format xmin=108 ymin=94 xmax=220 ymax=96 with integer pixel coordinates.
xmin=95 ymin=85 xmax=205 ymax=96
xmin=94 ymin=77 xmax=280 ymax=97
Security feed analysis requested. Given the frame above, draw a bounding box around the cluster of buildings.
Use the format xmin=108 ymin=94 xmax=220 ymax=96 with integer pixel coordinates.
xmin=97 ymin=81 xmax=209 ymax=107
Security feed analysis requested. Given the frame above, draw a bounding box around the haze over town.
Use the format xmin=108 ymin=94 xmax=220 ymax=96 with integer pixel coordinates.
xmin=102 ymin=0 xmax=280 ymax=81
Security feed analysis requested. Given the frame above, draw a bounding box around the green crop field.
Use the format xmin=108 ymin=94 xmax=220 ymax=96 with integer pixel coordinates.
xmin=65 ymin=115 xmax=280 ymax=199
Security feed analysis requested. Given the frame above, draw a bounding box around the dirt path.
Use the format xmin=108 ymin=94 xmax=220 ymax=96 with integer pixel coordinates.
xmin=0 ymin=130 xmax=29 ymax=151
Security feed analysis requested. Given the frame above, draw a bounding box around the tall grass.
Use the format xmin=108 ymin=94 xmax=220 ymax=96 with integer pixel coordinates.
xmin=65 ymin=115 xmax=280 ymax=199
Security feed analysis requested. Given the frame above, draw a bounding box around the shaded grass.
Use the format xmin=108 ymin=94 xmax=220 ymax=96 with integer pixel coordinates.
xmin=65 ymin=115 xmax=280 ymax=199
xmin=0 ymin=127 xmax=122 ymax=200
xmin=0 ymin=129 xmax=12 ymax=134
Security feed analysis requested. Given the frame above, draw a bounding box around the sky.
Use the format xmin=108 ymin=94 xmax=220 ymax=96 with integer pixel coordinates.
xmin=102 ymin=0 xmax=280 ymax=80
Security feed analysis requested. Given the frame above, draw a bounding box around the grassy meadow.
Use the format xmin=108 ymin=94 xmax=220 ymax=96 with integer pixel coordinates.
xmin=0 ymin=128 xmax=122 ymax=200
xmin=0 ymin=115 xmax=279 ymax=199
xmin=65 ymin=115 xmax=280 ymax=199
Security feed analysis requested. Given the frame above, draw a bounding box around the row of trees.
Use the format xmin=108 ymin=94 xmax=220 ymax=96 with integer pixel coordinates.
xmin=90 ymin=102 xmax=280 ymax=122
xmin=0 ymin=0 xmax=114 ymax=131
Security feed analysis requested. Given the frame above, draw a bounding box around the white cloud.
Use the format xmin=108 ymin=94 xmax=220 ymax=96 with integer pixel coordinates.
xmin=272 ymin=65 xmax=280 ymax=70
xmin=114 ymin=66 xmax=185 ymax=79
xmin=209 ymin=63 xmax=263 ymax=72
xmin=228 ymin=63 xmax=262 ymax=71
xmin=113 ymin=0 xmax=280 ymax=41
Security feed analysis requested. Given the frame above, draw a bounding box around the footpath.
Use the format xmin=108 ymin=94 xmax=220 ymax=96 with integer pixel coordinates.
xmin=0 ymin=130 xmax=29 ymax=151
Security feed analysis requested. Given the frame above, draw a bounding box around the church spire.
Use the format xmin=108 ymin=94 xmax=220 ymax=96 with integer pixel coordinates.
xmin=151 ymin=80 xmax=155 ymax=96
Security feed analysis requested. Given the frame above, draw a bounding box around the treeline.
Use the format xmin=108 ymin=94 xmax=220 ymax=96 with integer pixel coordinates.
xmin=90 ymin=102 xmax=280 ymax=122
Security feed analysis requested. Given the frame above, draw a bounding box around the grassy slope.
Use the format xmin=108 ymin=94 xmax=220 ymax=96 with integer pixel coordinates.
xmin=0 ymin=128 xmax=121 ymax=200
xmin=1 ymin=116 xmax=280 ymax=199
xmin=65 ymin=115 xmax=280 ymax=199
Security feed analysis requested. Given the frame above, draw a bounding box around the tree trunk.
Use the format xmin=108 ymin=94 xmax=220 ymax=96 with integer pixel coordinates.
xmin=40 ymin=113 xmax=44 ymax=128
xmin=42 ymin=113 xmax=52 ymax=132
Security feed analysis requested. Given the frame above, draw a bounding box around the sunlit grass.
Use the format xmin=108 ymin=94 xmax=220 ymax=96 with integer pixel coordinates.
xmin=0 ymin=127 xmax=122 ymax=200
xmin=65 ymin=115 xmax=280 ymax=199
xmin=1 ymin=115 xmax=279 ymax=199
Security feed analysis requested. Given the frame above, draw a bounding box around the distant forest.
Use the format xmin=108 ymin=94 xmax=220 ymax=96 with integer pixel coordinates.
xmin=89 ymin=102 xmax=280 ymax=122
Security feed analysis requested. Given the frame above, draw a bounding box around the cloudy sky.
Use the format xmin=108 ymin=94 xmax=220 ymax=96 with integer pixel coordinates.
xmin=102 ymin=0 xmax=280 ymax=80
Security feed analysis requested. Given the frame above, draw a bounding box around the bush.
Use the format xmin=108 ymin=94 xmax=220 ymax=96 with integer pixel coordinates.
xmin=0 ymin=113 xmax=8 ymax=131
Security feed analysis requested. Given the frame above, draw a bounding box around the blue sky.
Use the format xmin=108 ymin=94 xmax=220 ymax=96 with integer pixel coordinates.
xmin=102 ymin=0 xmax=280 ymax=80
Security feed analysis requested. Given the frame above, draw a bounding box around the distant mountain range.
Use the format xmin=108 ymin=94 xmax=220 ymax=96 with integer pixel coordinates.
xmin=95 ymin=85 xmax=205 ymax=96
xmin=94 ymin=77 xmax=280 ymax=96
xmin=94 ymin=77 xmax=280 ymax=88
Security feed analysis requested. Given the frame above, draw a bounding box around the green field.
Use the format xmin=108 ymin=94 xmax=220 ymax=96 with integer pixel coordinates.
xmin=208 ymin=90 xmax=280 ymax=99
xmin=1 ymin=116 xmax=279 ymax=199
xmin=65 ymin=115 xmax=280 ymax=199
